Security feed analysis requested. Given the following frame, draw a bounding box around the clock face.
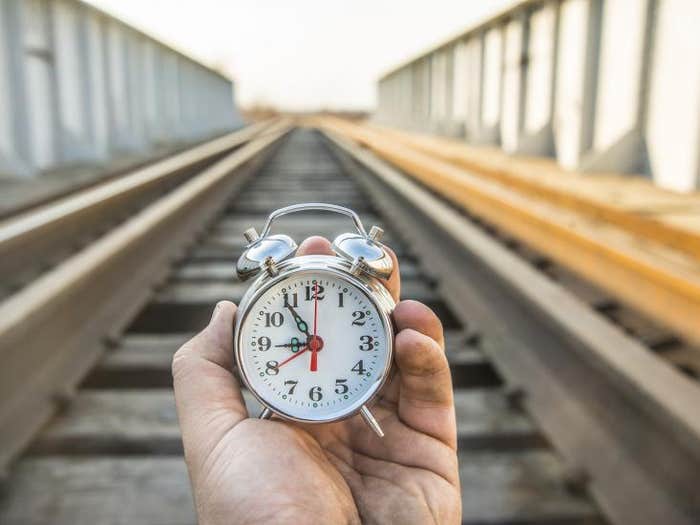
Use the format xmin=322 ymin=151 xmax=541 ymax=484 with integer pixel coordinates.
xmin=236 ymin=270 xmax=392 ymax=422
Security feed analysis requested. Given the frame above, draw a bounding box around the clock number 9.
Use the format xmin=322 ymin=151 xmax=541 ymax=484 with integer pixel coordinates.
xmin=257 ymin=336 xmax=271 ymax=351
xmin=359 ymin=335 xmax=374 ymax=351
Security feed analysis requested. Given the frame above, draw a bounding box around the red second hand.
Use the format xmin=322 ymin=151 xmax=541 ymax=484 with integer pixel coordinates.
xmin=277 ymin=346 xmax=309 ymax=368
xmin=311 ymin=283 xmax=319 ymax=372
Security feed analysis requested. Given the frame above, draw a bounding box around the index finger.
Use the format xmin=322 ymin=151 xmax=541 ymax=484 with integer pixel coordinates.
xmin=296 ymin=236 xmax=401 ymax=302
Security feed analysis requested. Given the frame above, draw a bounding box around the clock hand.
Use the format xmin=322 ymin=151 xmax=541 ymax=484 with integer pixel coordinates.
xmin=285 ymin=304 xmax=310 ymax=337
xmin=274 ymin=337 xmax=303 ymax=352
xmin=277 ymin=345 xmax=309 ymax=368
xmin=311 ymin=283 xmax=319 ymax=372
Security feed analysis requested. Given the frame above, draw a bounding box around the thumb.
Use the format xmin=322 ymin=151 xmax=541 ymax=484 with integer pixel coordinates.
xmin=183 ymin=300 xmax=237 ymax=369
xmin=173 ymin=301 xmax=249 ymax=466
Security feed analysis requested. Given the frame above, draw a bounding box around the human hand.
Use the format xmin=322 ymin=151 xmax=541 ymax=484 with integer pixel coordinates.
xmin=172 ymin=236 xmax=461 ymax=524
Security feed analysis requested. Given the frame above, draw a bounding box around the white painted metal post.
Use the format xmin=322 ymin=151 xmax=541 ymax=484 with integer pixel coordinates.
xmin=582 ymin=0 xmax=651 ymax=174
xmin=430 ymin=49 xmax=447 ymax=131
xmin=125 ymin=31 xmax=147 ymax=151
xmin=142 ymin=39 xmax=158 ymax=146
xmin=0 ymin=0 xmax=32 ymax=176
xmin=52 ymin=0 xmax=95 ymax=163
xmin=451 ymin=40 xmax=467 ymax=136
xmin=23 ymin=0 xmax=58 ymax=170
xmin=501 ymin=13 xmax=526 ymax=153
xmin=464 ymin=35 xmax=483 ymax=141
xmin=554 ymin=0 xmax=601 ymax=169
xmin=481 ymin=26 xmax=503 ymax=144
xmin=84 ymin=11 xmax=110 ymax=160
xmin=646 ymin=0 xmax=700 ymax=191
xmin=521 ymin=2 xmax=558 ymax=156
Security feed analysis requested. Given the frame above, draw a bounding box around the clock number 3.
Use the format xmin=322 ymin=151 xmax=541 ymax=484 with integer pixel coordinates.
xmin=359 ymin=335 xmax=374 ymax=351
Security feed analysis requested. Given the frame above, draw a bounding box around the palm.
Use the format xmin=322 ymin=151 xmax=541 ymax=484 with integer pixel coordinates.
xmin=308 ymin=395 xmax=461 ymax=523
xmin=194 ymin=367 xmax=459 ymax=524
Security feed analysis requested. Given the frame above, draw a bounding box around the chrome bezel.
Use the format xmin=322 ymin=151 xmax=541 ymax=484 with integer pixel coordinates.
xmin=234 ymin=255 xmax=395 ymax=424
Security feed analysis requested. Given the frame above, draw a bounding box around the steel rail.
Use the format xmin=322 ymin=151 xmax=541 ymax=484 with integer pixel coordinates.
xmin=0 ymin=134 xmax=245 ymax=222
xmin=0 ymin=124 xmax=291 ymax=470
xmin=323 ymin=129 xmax=700 ymax=525
xmin=318 ymin=118 xmax=700 ymax=347
xmin=0 ymin=119 xmax=276 ymax=285
xmin=368 ymin=123 xmax=700 ymax=263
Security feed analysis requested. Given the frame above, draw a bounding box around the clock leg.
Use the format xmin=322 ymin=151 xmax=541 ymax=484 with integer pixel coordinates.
xmin=360 ymin=405 xmax=385 ymax=438
xmin=259 ymin=407 xmax=273 ymax=420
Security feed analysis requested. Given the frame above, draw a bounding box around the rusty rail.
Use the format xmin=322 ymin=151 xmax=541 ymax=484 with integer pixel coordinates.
xmin=318 ymin=118 xmax=700 ymax=347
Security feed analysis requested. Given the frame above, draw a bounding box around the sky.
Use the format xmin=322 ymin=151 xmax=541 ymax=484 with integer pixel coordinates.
xmin=84 ymin=0 xmax=510 ymax=112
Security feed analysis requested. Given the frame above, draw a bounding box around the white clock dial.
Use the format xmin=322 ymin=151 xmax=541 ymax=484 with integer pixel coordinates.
xmin=237 ymin=270 xmax=392 ymax=422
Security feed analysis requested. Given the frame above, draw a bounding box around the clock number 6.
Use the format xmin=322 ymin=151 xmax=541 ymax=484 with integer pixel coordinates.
xmin=309 ymin=386 xmax=323 ymax=401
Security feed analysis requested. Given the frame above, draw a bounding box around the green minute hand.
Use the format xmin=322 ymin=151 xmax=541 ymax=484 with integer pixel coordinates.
xmin=285 ymin=304 xmax=310 ymax=336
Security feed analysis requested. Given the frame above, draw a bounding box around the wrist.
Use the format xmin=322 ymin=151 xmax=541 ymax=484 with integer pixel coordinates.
xmin=199 ymin=500 xmax=359 ymax=525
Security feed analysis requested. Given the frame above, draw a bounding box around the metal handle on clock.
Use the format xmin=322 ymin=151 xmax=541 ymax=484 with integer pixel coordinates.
xmin=258 ymin=203 xmax=368 ymax=240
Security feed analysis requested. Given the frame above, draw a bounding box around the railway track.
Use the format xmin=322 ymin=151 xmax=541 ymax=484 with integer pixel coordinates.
xmin=0 ymin=127 xmax=698 ymax=524
xmin=0 ymin=120 xmax=276 ymax=300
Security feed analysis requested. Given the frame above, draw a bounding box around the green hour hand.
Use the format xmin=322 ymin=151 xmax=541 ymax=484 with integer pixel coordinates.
xmin=285 ymin=304 xmax=310 ymax=336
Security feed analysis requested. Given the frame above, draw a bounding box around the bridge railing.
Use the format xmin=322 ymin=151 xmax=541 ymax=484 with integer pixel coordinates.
xmin=376 ymin=0 xmax=700 ymax=193
xmin=0 ymin=0 xmax=242 ymax=178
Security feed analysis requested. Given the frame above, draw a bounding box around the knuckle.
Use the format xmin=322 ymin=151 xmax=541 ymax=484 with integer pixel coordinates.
xmin=397 ymin=299 xmax=434 ymax=318
xmin=394 ymin=300 xmax=443 ymax=340
xmin=396 ymin=328 xmax=445 ymax=375
xmin=171 ymin=342 xmax=197 ymax=379
xmin=396 ymin=327 xmax=431 ymax=349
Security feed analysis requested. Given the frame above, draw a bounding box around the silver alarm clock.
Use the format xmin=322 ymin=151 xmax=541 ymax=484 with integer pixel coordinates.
xmin=234 ymin=203 xmax=395 ymax=437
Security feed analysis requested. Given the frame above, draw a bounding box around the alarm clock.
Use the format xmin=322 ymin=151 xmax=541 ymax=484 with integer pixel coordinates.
xmin=234 ymin=203 xmax=395 ymax=437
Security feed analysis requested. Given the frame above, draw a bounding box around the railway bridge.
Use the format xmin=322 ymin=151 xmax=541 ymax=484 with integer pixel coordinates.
xmin=1 ymin=1 xmax=699 ymax=524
